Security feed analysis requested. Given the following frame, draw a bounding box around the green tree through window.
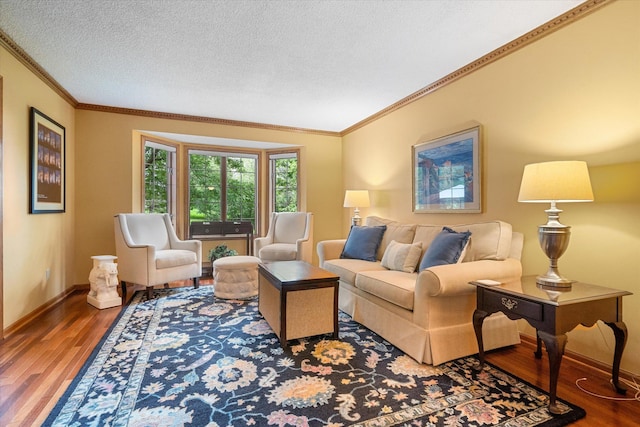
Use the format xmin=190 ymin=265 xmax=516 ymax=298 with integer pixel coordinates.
xmin=144 ymin=141 xmax=176 ymax=216
xmin=143 ymin=139 xmax=300 ymax=238
xmin=189 ymin=150 xmax=257 ymax=226
xmin=270 ymin=152 xmax=298 ymax=212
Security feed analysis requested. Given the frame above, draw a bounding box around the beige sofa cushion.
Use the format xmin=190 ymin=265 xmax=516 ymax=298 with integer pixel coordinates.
xmin=355 ymin=270 xmax=417 ymax=311
xmin=450 ymin=221 xmax=512 ymax=261
xmin=412 ymin=225 xmax=443 ymax=258
xmin=322 ymin=258 xmax=386 ymax=285
xmin=412 ymin=220 xmax=512 ymax=262
xmin=366 ymin=216 xmax=416 ymax=260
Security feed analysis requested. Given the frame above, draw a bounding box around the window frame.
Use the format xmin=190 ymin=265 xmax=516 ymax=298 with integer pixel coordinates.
xmin=186 ymin=146 xmax=261 ymax=232
xmin=267 ymin=149 xmax=300 ymax=214
xmin=142 ymin=138 xmax=178 ymax=222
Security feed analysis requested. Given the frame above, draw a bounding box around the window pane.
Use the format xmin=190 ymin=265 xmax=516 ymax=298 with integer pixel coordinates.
xmin=189 ymin=153 xmax=222 ymax=222
xmin=188 ymin=151 xmax=257 ymax=228
xmin=227 ymin=156 xmax=257 ymax=224
xmin=273 ymin=155 xmax=298 ymax=212
xmin=144 ymin=145 xmax=169 ymax=214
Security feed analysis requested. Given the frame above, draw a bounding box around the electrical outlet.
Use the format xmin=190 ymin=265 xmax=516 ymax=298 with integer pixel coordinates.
xmin=45 ymin=268 xmax=51 ymax=281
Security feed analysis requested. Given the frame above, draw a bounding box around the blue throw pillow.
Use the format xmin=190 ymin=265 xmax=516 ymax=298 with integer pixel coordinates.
xmin=340 ymin=225 xmax=387 ymax=262
xmin=419 ymin=227 xmax=472 ymax=270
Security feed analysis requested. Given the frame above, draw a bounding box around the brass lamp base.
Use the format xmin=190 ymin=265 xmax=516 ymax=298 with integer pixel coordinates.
xmin=536 ymin=204 xmax=575 ymax=289
xmin=536 ymin=274 xmax=575 ymax=288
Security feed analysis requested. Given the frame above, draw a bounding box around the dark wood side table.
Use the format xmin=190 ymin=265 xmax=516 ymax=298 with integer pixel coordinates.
xmin=190 ymin=221 xmax=254 ymax=255
xmin=258 ymin=261 xmax=340 ymax=348
xmin=471 ymin=276 xmax=631 ymax=415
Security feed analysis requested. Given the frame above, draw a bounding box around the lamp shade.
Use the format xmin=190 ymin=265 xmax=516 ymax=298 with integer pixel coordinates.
xmin=343 ymin=190 xmax=370 ymax=207
xmin=518 ymin=161 xmax=594 ymax=203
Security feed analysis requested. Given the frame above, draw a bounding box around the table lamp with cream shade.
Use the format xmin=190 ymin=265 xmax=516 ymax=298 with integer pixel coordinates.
xmin=343 ymin=190 xmax=370 ymax=226
xmin=518 ymin=161 xmax=594 ymax=288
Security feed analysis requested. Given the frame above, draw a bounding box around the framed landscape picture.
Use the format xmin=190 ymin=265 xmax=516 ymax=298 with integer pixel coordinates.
xmin=30 ymin=107 xmax=65 ymax=213
xmin=412 ymin=125 xmax=481 ymax=213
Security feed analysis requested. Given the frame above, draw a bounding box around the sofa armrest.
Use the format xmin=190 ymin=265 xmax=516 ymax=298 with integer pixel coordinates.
xmin=317 ymin=239 xmax=346 ymax=267
xmin=416 ymin=258 xmax=523 ymax=298
xmin=411 ymin=258 xmax=522 ymax=329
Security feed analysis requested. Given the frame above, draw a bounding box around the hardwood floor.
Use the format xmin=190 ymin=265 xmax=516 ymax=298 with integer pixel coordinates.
xmin=487 ymin=343 xmax=639 ymax=426
xmin=1 ymin=283 xmax=638 ymax=426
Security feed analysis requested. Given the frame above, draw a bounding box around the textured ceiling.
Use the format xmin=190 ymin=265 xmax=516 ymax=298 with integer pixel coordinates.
xmin=0 ymin=0 xmax=583 ymax=133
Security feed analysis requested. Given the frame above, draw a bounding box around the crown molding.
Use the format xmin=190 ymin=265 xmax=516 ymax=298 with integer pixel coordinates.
xmin=340 ymin=0 xmax=612 ymax=136
xmin=75 ymin=103 xmax=340 ymax=137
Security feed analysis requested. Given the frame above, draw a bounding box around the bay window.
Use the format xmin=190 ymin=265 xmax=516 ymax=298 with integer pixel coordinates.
xmin=188 ymin=150 xmax=258 ymax=227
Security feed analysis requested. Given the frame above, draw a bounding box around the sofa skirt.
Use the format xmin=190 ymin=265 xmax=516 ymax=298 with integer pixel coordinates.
xmin=338 ymin=280 xmax=520 ymax=365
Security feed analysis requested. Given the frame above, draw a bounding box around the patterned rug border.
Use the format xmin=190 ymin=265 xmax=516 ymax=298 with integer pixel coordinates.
xmin=45 ymin=286 xmax=586 ymax=427
xmin=46 ymin=289 xmax=145 ymax=422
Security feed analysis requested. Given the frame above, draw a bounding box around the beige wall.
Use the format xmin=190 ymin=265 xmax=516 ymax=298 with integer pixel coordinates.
xmin=73 ymin=110 xmax=342 ymax=285
xmin=1 ymin=45 xmax=76 ymax=327
xmin=342 ymin=0 xmax=640 ymax=375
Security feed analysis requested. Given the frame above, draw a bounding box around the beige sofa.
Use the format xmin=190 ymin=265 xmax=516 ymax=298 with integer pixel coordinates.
xmin=317 ymin=216 xmax=523 ymax=365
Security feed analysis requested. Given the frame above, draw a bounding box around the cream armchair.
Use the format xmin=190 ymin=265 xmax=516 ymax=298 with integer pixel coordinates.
xmin=114 ymin=213 xmax=202 ymax=301
xmin=254 ymin=212 xmax=313 ymax=263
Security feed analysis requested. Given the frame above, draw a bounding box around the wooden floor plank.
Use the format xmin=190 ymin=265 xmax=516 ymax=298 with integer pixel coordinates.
xmin=0 ymin=282 xmax=638 ymax=426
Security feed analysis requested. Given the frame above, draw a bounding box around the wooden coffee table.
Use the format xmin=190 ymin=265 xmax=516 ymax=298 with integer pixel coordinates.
xmin=258 ymin=260 xmax=340 ymax=347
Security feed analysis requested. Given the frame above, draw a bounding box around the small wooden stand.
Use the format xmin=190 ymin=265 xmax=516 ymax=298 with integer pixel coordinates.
xmin=258 ymin=261 xmax=339 ymax=347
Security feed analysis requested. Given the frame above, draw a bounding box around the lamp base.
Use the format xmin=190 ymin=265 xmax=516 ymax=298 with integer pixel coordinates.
xmin=537 ymin=217 xmax=574 ymax=289
xmin=535 ymin=274 xmax=575 ymax=289
xmin=351 ymin=216 xmax=362 ymax=226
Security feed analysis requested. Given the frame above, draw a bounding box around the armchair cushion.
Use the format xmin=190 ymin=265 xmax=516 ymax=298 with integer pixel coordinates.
xmin=124 ymin=214 xmax=171 ymax=250
xmin=274 ymin=212 xmax=308 ymax=243
xmin=156 ymin=249 xmax=198 ymax=269
xmin=419 ymin=227 xmax=471 ymax=270
xmin=340 ymin=225 xmax=387 ymax=262
xmin=257 ymin=243 xmax=297 ymax=261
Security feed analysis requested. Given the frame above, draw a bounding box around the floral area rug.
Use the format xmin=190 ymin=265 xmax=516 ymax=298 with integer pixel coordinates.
xmin=44 ymin=286 xmax=585 ymax=426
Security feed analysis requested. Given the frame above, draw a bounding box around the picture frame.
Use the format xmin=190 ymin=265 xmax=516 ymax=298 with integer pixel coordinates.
xmin=30 ymin=107 xmax=65 ymax=213
xmin=412 ymin=125 xmax=481 ymax=213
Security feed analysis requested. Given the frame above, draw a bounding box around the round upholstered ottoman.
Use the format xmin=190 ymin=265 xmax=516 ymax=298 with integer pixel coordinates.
xmin=212 ymin=256 xmax=261 ymax=299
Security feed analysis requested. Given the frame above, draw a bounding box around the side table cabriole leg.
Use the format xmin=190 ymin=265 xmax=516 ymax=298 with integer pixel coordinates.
xmin=473 ymin=309 xmax=488 ymax=367
xmin=537 ymin=331 xmax=568 ymax=415
xmin=534 ymin=334 xmax=543 ymax=359
xmin=604 ymin=321 xmax=628 ymax=394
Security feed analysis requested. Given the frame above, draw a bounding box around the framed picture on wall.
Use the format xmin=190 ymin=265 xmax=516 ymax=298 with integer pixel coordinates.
xmin=29 ymin=107 xmax=66 ymax=213
xmin=412 ymin=125 xmax=481 ymax=213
